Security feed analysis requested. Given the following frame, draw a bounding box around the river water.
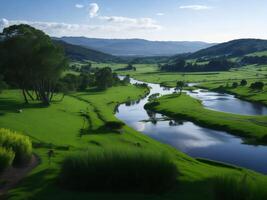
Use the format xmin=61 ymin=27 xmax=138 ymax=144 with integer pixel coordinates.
xmin=116 ymin=78 xmax=267 ymax=174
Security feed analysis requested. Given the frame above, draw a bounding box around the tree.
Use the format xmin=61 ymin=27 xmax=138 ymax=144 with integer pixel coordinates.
xmin=0 ymin=24 xmax=67 ymax=105
xmin=232 ymin=82 xmax=238 ymax=88
xmin=95 ymin=67 xmax=114 ymax=90
xmin=176 ymin=81 xmax=185 ymax=94
xmin=122 ymin=75 xmax=130 ymax=85
xmin=240 ymin=79 xmax=247 ymax=86
xmin=250 ymin=82 xmax=264 ymax=90
xmin=0 ymin=74 xmax=7 ymax=93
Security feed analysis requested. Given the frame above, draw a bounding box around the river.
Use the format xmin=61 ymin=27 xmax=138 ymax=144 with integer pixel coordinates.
xmin=116 ymin=77 xmax=267 ymax=174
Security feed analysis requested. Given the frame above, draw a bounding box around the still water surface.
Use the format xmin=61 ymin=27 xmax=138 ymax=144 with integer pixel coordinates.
xmin=116 ymin=78 xmax=267 ymax=174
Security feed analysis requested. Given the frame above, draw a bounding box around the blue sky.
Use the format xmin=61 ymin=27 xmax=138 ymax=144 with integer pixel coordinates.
xmin=0 ymin=0 xmax=266 ymax=42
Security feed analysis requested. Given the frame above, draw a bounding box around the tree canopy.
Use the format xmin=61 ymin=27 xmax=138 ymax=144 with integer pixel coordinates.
xmin=0 ymin=24 xmax=68 ymax=105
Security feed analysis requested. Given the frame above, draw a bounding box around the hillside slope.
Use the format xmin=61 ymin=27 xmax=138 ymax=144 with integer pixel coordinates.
xmin=56 ymin=37 xmax=215 ymax=56
xmin=189 ymin=39 xmax=267 ymax=58
xmin=53 ymin=40 xmax=120 ymax=62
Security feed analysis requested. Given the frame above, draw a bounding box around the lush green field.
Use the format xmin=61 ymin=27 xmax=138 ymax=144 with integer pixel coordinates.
xmin=118 ymin=64 xmax=267 ymax=87
xmin=145 ymin=93 xmax=267 ymax=143
xmin=1 ymin=85 xmax=267 ymax=200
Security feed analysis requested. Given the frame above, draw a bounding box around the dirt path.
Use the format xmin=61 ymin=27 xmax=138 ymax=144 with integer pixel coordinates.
xmin=0 ymin=155 xmax=39 ymax=197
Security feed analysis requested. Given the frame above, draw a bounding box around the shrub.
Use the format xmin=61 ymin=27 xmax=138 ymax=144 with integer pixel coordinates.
xmin=60 ymin=148 xmax=178 ymax=193
xmin=104 ymin=121 xmax=125 ymax=130
xmin=232 ymin=82 xmax=238 ymax=88
xmin=250 ymin=81 xmax=264 ymax=90
xmin=0 ymin=128 xmax=32 ymax=166
xmin=213 ymin=175 xmax=267 ymax=200
xmin=0 ymin=147 xmax=15 ymax=172
xmin=240 ymin=79 xmax=247 ymax=86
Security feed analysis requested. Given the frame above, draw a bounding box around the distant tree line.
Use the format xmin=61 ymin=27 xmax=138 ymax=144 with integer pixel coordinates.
xmin=241 ymin=56 xmax=267 ymax=65
xmin=160 ymin=58 xmax=236 ymax=72
xmin=230 ymin=79 xmax=264 ymax=90
xmin=57 ymin=67 xmax=130 ymax=98
xmin=115 ymin=64 xmax=136 ymax=71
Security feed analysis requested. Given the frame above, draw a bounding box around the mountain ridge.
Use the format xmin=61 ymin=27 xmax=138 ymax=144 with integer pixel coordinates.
xmin=55 ymin=37 xmax=215 ymax=57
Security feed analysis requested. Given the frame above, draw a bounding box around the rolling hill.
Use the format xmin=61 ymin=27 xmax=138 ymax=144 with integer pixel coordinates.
xmin=189 ymin=39 xmax=267 ymax=58
xmin=53 ymin=40 xmax=120 ymax=62
xmin=55 ymin=37 xmax=215 ymax=57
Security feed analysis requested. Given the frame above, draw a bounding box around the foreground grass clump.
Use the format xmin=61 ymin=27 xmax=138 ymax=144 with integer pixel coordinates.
xmin=0 ymin=147 xmax=15 ymax=172
xmin=0 ymin=128 xmax=32 ymax=165
xmin=60 ymin=148 xmax=178 ymax=193
xmin=213 ymin=175 xmax=267 ymax=200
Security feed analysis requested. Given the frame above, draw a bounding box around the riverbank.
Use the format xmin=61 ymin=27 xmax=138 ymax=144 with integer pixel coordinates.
xmin=199 ymin=81 xmax=267 ymax=106
xmin=145 ymin=93 xmax=267 ymax=144
xmin=2 ymin=85 xmax=267 ymax=199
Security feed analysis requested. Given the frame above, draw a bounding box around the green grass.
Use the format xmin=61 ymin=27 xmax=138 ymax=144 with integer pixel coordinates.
xmin=1 ymin=84 xmax=267 ymax=199
xmin=145 ymin=93 xmax=267 ymax=143
xmin=117 ymin=64 xmax=267 ymax=87
xmin=0 ymin=128 xmax=32 ymax=165
xmin=213 ymin=175 xmax=267 ymax=200
xmin=60 ymin=147 xmax=178 ymax=193
xmin=246 ymin=50 xmax=267 ymax=57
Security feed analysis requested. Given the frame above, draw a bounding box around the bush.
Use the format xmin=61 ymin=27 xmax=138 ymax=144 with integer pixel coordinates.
xmin=213 ymin=175 xmax=267 ymax=200
xmin=232 ymin=82 xmax=238 ymax=88
xmin=0 ymin=147 xmax=15 ymax=172
xmin=240 ymin=79 xmax=247 ymax=86
xmin=104 ymin=121 xmax=125 ymax=130
xmin=60 ymin=148 xmax=178 ymax=193
xmin=0 ymin=128 xmax=32 ymax=166
xmin=250 ymin=81 xmax=264 ymax=90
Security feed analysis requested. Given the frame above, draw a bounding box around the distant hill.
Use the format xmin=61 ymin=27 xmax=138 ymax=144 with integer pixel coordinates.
xmin=53 ymin=40 xmax=120 ymax=62
xmin=55 ymin=37 xmax=215 ymax=57
xmin=189 ymin=39 xmax=267 ymax=59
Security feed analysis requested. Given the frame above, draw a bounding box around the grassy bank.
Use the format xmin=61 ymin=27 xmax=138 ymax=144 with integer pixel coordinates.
xmin=199 ymin=80 xmax=267 ymax=106
xmin=1 ymin=85 xmax=267 ymax=199
xmin=145 ymin=93 xmax=267 ymax=144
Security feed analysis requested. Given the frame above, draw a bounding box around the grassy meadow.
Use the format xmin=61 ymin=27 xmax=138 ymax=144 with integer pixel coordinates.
xmin=1 ymin=84 xmax=267 ymax=199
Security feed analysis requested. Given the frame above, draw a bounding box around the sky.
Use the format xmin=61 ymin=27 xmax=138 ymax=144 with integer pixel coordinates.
xmin=0 ymin=0 xmax=267 ymax=43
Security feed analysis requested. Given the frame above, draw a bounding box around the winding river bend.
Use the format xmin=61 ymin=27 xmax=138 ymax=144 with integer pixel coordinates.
xmin=116 ymin=78 xmax=267 ymax=174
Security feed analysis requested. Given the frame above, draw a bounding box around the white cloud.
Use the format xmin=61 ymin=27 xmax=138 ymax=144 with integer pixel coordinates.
xmin=88 ymin=3 xmax=99 ymax=18
xmin=0 ymin=18 xmax=9 ymax=30
xmin=99 ymin=16 xmax=161 ymax=30
xmin=75 ymin=4 xmax=84 ymax=9
xmin=179 ymin=5 xmax=212 ymax=10
xmin=156 ymin=13 xmax=165 ymax=16
xmin=0 ymin=18 xmax=161 ymax=38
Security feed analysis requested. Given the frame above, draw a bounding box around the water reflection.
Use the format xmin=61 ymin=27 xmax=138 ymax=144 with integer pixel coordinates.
xmin=116 ymin=77 xmax=267 ymax=174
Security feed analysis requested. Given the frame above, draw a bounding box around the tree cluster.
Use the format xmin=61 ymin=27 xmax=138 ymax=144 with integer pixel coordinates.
xmin=115 ymin=64 xmax=136 ymax=71
xmin=160 ymin=58 xmax=235 ymax=72
xmin=0 ymin=24 xmax=67 ymax=105
xmin=250 ymin=81 xmax=264 ymax=90
xmin=241 ymin=56 xmax=267 ymax=65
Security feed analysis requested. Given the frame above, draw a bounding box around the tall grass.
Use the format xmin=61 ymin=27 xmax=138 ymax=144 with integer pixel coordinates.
xmin=0 ymin=147 xmax=15 ymax=172
xmin=213 ymin=175 xmax=267 ymax=200
xmin=0 ymin=128 xmax=32 ymax=165
xmin=60 ymin=148 xmax=178 ymax=193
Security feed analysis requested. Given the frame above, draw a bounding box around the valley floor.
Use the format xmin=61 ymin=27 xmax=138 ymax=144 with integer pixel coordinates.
xmin=0 ymin=84 xmax=267 ymax=200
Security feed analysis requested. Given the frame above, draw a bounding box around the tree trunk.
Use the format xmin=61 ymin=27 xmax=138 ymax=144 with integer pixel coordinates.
xmin=26 ymin=90 xmax=35 ymax=101
xmin=22 ymin=89 xmax=29 ymax=104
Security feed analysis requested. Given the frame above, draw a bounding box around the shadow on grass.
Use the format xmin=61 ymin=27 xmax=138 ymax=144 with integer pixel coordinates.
xmin=7 ymin=170 xmax=213 ymax=200
xmin=0 ymin=97 xmax=46 ymax=114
